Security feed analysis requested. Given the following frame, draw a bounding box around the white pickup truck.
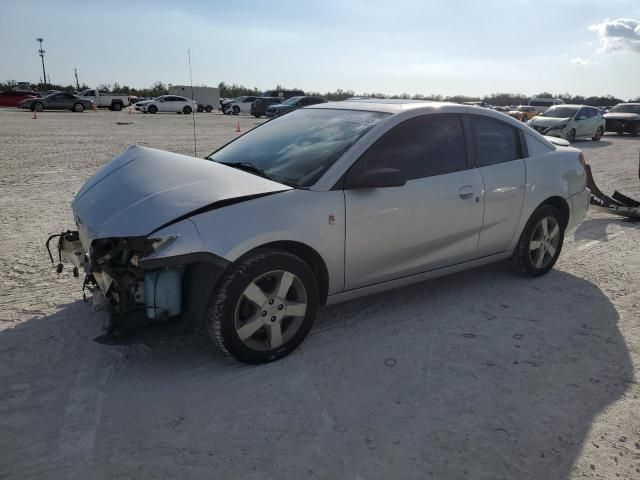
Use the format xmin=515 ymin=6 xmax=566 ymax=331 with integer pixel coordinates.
xmin=77 ymin=89 xmax=131 ymax=111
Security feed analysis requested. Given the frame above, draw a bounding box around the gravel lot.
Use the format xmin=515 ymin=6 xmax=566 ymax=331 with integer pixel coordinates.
xmin=1 ymin=108 xmax=639 ymax=479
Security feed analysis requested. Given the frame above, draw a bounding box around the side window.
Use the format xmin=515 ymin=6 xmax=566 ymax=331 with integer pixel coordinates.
xmin=355 ymin=115 xmax=467 ymax=180
xmin=470 ymin=115 xmax=522 ymax=166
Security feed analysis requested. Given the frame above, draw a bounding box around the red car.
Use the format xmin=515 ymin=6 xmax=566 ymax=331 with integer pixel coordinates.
xmin=0 ymin=91 xmax=37 ymax=107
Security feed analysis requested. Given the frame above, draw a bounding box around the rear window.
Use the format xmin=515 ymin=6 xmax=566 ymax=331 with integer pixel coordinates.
xmin=470 ymin=116 xmax=522 ymax=166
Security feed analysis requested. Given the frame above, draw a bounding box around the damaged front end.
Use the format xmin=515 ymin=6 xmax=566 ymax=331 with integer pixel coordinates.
xmin=47 ymin=145 xmax=289 ymax=339
xmin=48 ymin=232 xmax=185 ymax=331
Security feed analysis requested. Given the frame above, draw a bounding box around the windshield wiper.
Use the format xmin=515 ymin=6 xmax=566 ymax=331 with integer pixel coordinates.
xmin=218 ymin=161 xmax=273 ymax=180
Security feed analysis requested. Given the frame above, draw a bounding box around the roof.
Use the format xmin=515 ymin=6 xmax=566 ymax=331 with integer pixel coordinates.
xmin=312 ymin=99 xmax=451 ymax=114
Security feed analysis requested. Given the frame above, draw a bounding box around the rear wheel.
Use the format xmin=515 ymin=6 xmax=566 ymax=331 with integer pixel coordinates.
xmin=197 ymin=105 xmax=204 ymax=113
xmin=592 ymin=126 xmax=604 ymax=141
xmin=253 ymin=113 xmax=262 ymax=118
xmin=232 ymin=106 xmax=240 ymax=115
xmin=183 ymin=105 xmax=192 ymax=114
xmin=73 ymin=103 xmax=85 ymax=112
xmin=33 ymin=102 xmax=44 ymax=112
xmin=148 ymin=105 xmax=158 ymax=114
xmin=112 ymin=102 xmax=122 ymax=111
xmin=207 ymin=249 xmax=318 ymax=364
xmin=204 ymin=105 xmax=213 ymax=113
xmin=511 ymin=205 xmax=565 ymax=277
xmin=632 ymin=123 xmax=640 ymax=137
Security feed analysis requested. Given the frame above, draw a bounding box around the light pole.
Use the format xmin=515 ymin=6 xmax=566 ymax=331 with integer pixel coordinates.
xmin=36 ymin=38 xmax=47 ymax=90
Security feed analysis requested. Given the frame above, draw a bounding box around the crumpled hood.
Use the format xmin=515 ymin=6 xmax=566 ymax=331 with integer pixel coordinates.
xmin=72 ymin=145 xmax=290 ymax=244
xmin=604 ymin=112 xmax=640 ymax=120
xmin=529 ymin=116 xmax=571 ymax=128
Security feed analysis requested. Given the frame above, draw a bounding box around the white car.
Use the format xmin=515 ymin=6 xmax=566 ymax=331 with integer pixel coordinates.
xmin=223 ymin=96 xmax=258 ymax=115
xmin=135 ymin=95 xmax=198 ymax=114
xmin=527 ymin=105 xmax=606 ymax=142
xmin=54 ymin=100 xmax=589 ymax=364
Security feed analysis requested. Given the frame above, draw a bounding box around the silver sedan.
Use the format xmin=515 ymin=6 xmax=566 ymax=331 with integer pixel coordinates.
xmin=57 ymin=100 xmax=589 ymax=363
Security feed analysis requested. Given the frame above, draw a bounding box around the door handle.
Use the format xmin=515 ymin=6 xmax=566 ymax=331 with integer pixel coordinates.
xmin=459 ymin=186 xmax=474 ymax=199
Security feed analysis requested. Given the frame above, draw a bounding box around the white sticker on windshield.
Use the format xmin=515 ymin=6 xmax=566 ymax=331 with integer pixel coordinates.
xmin=340 ymin=114 xmax=382 ymax=126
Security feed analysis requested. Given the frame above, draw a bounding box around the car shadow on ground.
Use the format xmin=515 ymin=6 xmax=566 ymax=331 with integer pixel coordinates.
xmin=573 ymin=139 xmax=613 ymax=149
xmin=573 ymin=215 xmax=640 ymax=241
xmin=0 ymin=263 xmax=632 ymax=479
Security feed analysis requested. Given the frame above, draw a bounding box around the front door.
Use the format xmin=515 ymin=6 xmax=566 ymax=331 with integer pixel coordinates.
xmin=344 ymin=114 xmax=485 ymax=290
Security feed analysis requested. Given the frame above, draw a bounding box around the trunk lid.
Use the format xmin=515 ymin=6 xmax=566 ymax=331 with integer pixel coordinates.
xmin=72 ymin=145 xmax=290 ymax=244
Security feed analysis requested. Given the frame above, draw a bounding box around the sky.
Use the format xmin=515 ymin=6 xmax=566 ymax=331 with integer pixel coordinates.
xmin=1 ymin=0 xmax=640 ymax=98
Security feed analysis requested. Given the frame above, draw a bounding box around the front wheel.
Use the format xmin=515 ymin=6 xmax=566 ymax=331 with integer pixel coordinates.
xmin=32 ymin=102 xmax=44 ymax=112
xmin=73 ymin=103 xmax=85 ymax=112
xmin=511 ymin=205 xmax=565 ymax=277
xmin=148 ymin=105 xmax=158 ymax=114
xmin=232 ymin=106 xmax=240 ymax=115
xmin=196 ymin=105 xmax=204 ymax=113
xmin=204 ymin=105 xmax=213 ymax=113
xmin=253 ymin=113 xmax=262 ymax=118
xmin=592 ymin=126 xmax=604 ymax=141
xmin=207 ymin=249 xmax=319 ymax=364
xmin=565 ymin=128 xmax=576 ymax=143
xmin=183 ymin=105 xmax=192 ymax=114
xmin=112 ymin=102 xmax=122 ymax=111
xmin=632 ymin=123 xmax=640 ymax=137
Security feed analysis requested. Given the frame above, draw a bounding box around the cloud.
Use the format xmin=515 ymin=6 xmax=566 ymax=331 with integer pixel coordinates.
xmin=589 ymin=18 xmax=640 ymax=54
xmin=570 ymin=57 xmax=592 ymax=65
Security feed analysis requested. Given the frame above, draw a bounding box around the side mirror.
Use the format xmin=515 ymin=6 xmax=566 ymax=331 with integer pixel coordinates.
xmin=346 ymin=167 xmax=407 ymax=189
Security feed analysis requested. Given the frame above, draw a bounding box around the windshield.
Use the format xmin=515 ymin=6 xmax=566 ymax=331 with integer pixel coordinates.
xmin=283 ymin=96 xmax=302 ymax=105
xmin=540 ymin=106 xmax=579 ymax=118
xmin=208 ymin=109 xmax=389 ymax=187
xmin=610 ymin=104 xmax=640 ymax=114
xmin=235 ymin=96 xmax=246 ymax=102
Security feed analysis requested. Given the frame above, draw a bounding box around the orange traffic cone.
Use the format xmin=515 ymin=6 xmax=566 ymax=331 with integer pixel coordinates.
xmin=235 ymin=121 xmax=241 ymax=132
xmin=32 ymin=110 xmax=37 ymax=119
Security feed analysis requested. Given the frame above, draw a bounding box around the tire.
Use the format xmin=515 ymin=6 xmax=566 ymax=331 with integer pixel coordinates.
xmin=565 ymin=129 xmax=576 ymax=143
xmin=148 ymin=105 xmax=158 ymax=114
xmin=592 ymin=126 xmax=604 ymax=141
xmin=511 ymin=205 xmax=565 ymax=277
xmin=197 ymin=105 xmax=204 ymax=113
xmin=183 ymin=106 xmax=192 ymax=114
xmin=73 ymin=103 xmax=85 ymax=112
xmin=207 ymin=249 xmax=319 ymax=364
xmin=204 ymin=105 xmax=212 ymax=113
xmin=232 ymin=106 xmax=240 ymax=115
xmin=253 ymin=113 xmax=262 ymax=118
xmin=112 ymin=102 xmax=122 ymax=111
xmin=32 ymin=102 xmax=44 ymax=112
xmin=632 ymin=123 xmax=640 ymax=137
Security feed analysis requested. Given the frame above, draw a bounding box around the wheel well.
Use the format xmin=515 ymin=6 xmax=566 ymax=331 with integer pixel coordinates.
xmin=258 ymin=241 xmax=330 ymax=305
xmin=540 ymin=196 xmax=570 ymax=228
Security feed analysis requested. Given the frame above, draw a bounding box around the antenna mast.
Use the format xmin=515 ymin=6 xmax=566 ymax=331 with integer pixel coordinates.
xmin=188 ymin=50 xmax=197 ymax=157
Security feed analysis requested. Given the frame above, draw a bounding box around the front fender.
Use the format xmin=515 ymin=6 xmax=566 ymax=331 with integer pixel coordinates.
xmin=190 ymin=189 xmax=346 ymax=294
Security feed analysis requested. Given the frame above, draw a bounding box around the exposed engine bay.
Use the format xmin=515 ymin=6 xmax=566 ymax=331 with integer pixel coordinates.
xmin=47 ymin=233 xmax=186 ymax=336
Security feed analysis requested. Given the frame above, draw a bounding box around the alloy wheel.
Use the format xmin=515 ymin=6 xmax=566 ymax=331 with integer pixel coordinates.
xmin=529 ymin=216 xmax=561 ymax=269
xmin=566 ymin=129 xmax=576 ymax=142
xmin=234 ymin=270 xmax=308 ymax=351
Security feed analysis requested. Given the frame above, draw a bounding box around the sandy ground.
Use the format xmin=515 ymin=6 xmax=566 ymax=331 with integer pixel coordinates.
xmin=0 ymin=107 xmax=639 ymax=479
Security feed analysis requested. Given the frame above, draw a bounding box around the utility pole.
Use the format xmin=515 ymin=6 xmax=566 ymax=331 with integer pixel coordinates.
xmin=36 ymin=38 xmax=47 ymax=91
xmin=74 ymin=68 xmax=80 ymax=90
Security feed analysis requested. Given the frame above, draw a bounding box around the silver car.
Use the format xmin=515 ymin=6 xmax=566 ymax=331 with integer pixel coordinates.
xmin=55 ymin=100 xmax=590 ymax=363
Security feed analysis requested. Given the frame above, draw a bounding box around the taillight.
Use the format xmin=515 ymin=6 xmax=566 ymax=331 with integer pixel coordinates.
xmin=578 ymin=152 xmax=586 ymax=167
